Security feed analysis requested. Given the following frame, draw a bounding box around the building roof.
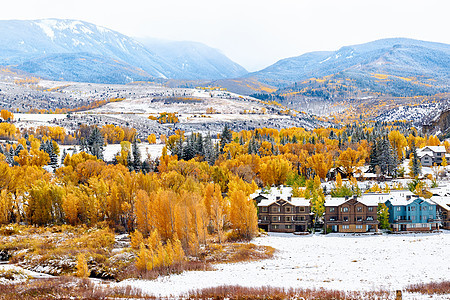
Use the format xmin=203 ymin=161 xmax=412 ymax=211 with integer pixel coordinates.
xmin=430 ymin=196 xmax=450 ymax=211
xmin=257 ymin=196 xmax=309 ymax=207
xmin=386 ymin=196 xmax=435 ymax=206
xmin=420 ymin=146 xmax=446 ymax=153
xmin=359 ymin=193 xmax=391 ymax=206
xmin=324 ymin=197 xmax=346 ymax=207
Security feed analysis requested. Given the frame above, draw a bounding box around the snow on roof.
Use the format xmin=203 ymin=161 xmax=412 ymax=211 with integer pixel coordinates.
xmin=290 ymin=197 xmax=310 ymax=206
xmin=257 ymin=199 xmax=275 ymax=207
xmin=324 ymin=197 xmax=346 ymax=207
xmin=430 ymin=196 xmax=450 ymax=211
xmin=359 ymin=193 xmax=391 ymax=206
xmin=386 ymin=196 xmax=435 ymax=206
xmin=257 ymin=196 xmax=309 ymax=207
xmin=419 ymin=146 xmax=446 ymax=153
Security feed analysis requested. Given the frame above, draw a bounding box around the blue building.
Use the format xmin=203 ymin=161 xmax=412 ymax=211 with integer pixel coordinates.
xmin=385 ymin=196 xmax=439 ymax=232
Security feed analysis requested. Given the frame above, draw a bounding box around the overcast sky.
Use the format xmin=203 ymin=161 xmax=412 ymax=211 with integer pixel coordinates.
xmin=1 ymin=0 xmax=449 ymax=71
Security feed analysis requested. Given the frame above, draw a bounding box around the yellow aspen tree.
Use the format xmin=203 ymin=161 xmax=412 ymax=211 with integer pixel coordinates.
xmin=62 ymin=192 xmax=79 ymax=225
xmin=130 ymin=229 xmax=144 ymax=250
xmin=135 ymin=243 xmax=149 ymax=272
xmin=228 ymin=190 xmax=258 ymax=240
xmin=135 ymin=189 xmax=151 ymax=235
xmin=336 ymin=173 xmax=343 ymax=188
xmin=76 ymin=253 xmax=90 ymax=278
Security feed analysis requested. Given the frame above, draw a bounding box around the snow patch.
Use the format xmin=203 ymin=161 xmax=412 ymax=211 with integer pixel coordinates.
xmin=35 ymin=21 xmax=55 ymax=40
xmin=319 ymin=57 xmax=331 ymax=64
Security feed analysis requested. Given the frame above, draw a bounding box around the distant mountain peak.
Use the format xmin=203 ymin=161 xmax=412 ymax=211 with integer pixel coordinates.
xmin=0 ymin=18 xmax=247 ymax=83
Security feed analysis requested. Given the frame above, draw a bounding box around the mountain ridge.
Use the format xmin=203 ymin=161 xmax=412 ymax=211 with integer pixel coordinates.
xmin=0 ymin=18 xmax=248 ymax=82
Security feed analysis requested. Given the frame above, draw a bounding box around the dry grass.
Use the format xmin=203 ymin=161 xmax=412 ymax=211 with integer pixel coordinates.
xmin=119 ymin=260 xmax=212 ymax=281
xmin=0 ymin=276 xmax=153 ymax=300
xmin=188 ymin=285 xmax=393 ymax=300
xmin=405 ymin=281 xmax=450 ymax=295
xmin=202 ymin=243 xmax=276 ymax=264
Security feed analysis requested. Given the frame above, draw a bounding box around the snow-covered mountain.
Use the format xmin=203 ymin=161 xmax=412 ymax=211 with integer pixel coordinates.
xmin=0 ymin=19 xmax=247 ymax=83
xmin=248 ymin=38 xmax=450 ymax=88
xmin=138 ymin=38 xmax=247 ymax=81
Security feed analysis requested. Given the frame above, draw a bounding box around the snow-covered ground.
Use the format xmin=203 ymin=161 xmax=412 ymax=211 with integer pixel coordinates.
xmin=116 ymin=232 xmax=450 ymax=298
xmin=59 ymin=143 xmax=165 ymax=162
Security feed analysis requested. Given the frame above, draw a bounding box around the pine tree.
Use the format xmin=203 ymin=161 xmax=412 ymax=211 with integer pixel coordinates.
xmin=132 ymin=138 xmax=141 ymax=171
xmin=411 ymin=141 xmax=421 ymax=177
xmin=61 ymin=149 xmax=68 ymax=166
xmin=220 ymin=125 xmax=232 ymax=152
xmin=86 ymin=127 xmax=104 ymax=160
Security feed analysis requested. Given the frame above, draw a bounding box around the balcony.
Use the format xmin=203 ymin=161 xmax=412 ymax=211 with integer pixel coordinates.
xmin=258 ymin=220 xmax=270 ymax=224
xmin=393 ymin=219 xmax=412 ymax=224
xmin=428 ymin=218 xmax=440 ymax=223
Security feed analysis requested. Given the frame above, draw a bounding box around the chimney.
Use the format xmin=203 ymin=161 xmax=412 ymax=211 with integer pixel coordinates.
xmin=276 ymin=196 xmax=280 ymax=200
xmin=288 ymin=196 xmax=292 ymax=201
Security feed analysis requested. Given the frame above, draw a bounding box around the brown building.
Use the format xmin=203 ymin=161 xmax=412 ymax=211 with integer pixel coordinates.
xmin=324 ymin=195 xmax=379 ymax=233
xmin=431 ymin=196 xmax=450 ymax=229
xmin=257 ymin=195 xmax=312 ymax=233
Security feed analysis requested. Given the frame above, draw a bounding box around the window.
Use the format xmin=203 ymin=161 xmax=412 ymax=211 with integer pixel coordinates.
xmin=285 ymin=225 xmax=292 ymax=229
xmin=357 ymin=217 xmax=363 ymax=222
xmin=342 ymin=225 xmax=349 ymax=229
xmin=429 ymin=215 xmax=433 ymax=220
xmin=329 ymin=217 xmax=336 ymax=221
xmin=396 ymin=207 xmax=401 ymax=211
xmin=342 ymin=207 xmax=349 ymax=212
xmin=423 ymin=206 xmax=427 ymax=211
xmin=272 ymin=206 xmax=280 ymax=212
xmin=367 ymin=216 xmax=374 ymax=221
xmin=356 ymin=225 xmax=363 ymax=229
xmin=299 ymin=207 xmax=305 ymax=212
xmin=411 ymin=206 xmax=416 ymax=211
xmin=285 ymin=217 xmax=291 ymax=222
xmin=286 ymin=206 xmax=291 ymax=213
xmin=422 ymin=224 xmax=427 ymax=228
xmin=368 ymin=207 xmax=373 ymax=212
xmin=343 ymin=216 xmax=349 ymax=222
xmin=411 ymin=216 xmax=416 ymax=221
xmin=330 ymin=207 xmax=335 ymax=212
xmin=261 ymin=207 xmax=268 ymax=212
xmin=357 ymin=206 xmax=363 ymax=212
xmin=272 ymin=225 xmax=279 ymax=229
xmin=272 ymin=216 xmax=279 ymax=222
xmin=300 ymin=216 xmax=304 ymax=221
xmin=411 ymin=224 xmax=416 ymax=228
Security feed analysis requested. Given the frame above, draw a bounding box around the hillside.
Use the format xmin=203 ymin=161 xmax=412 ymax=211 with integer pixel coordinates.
xmin=0 ymin=19 xmax=247 ymax=83
xmin=138 ymin=38 xmax=248 ymax=80
xmin=249 ymin=38 xmax=450 ymax=90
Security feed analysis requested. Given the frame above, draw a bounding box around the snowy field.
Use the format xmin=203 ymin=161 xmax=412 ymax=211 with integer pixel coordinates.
xmin=116 ymin=232 xmax=450 ymax=298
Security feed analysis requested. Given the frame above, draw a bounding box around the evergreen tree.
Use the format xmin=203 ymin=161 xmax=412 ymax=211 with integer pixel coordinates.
xmin=410 ymin=141 xmax=421 ymax=177
xmin=220 ymin=125 xmax=232 ymax=152
xmin=132 ymin=138 xmax=141 ymax=171
xmin=86 ymin=127 xmax=104 ymax=160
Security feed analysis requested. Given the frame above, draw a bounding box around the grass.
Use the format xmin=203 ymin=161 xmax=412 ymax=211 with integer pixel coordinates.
xmin=201 ymin=243 xmax=276 ymax=264
xmin=188 ymin=285 xmax=393 ymax=300
xmin=0 ymin=276 xmax=153 ymax=300
xmin=405 ymin=280 xmax=450 ymax=295
xmin=0 ymin=224 xmax=126 ymax=278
